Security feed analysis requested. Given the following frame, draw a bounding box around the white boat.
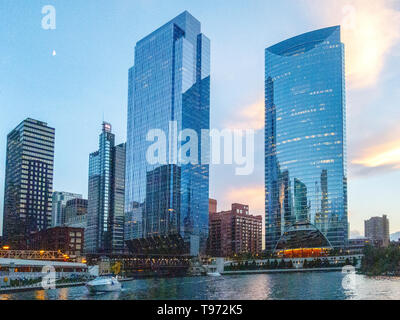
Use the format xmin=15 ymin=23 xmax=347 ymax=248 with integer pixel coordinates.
xmin=207 ymin=272 xmax=221 ymax=277
xmin=86 ymin=276 xmax=122 ymax=293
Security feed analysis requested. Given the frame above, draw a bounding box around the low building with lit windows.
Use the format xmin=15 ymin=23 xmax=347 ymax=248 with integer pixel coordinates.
xmin=28 ymin=227 xmax=84 ymax=258
xmin=216 ymin=222 xmax=364 ymax=274
xmin=0 ymin=258 xmax=88 ymax=290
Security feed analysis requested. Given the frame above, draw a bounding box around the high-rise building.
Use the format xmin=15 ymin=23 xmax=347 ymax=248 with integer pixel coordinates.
xmin=124 ymin=11 xmax=210 ymax=256
xmin=265 ymin=26 xmax=348 ymax=251
xmin=52 ymin=191 xmax=82 ymax=227
xmin=208 ymin=202 xmax=262 ymax=257
xmin=365 ymin=215 xmax=390 ymax=247
xmin=85 ymin=122 xmax=126 ymax=255
xmin=64 ymin=198 xmax=88 ymax=228
xmin=3 ymin=118 xmax=55 ymax=245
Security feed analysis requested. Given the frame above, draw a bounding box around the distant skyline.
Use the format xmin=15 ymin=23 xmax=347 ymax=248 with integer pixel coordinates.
xmin=0 ymin=0 xmax=399 ymax=237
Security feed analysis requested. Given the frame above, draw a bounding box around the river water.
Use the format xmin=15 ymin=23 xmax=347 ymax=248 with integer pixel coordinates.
xmin=1 ymin=272 xmax=400 ymax=300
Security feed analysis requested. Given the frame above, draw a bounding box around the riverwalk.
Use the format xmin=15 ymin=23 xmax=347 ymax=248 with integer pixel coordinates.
xmin=0 ymin=277 xmax=136 ymax=294
xmin=0 ymin=281 xmax=86 ymax=294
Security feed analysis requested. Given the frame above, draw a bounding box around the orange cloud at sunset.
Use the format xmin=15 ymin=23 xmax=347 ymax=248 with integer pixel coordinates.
xmin=349 ymin=122 xmax=400 ymax=178
xmin=224 ymin=185 xmax=265 ymax=214
xmin=352 ymin=138 xmax=400 ymax=170
xmin=306 ymin=0 xmax=400 ymax=89
xmin=226 ymin=98 xmax=264 ymax=131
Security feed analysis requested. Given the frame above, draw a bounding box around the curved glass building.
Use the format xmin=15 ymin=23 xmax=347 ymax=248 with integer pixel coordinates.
xmin=275 ymin=221 xmax=332 ymax=251
xmin=265 ymin=26 xmax=348 ymax=250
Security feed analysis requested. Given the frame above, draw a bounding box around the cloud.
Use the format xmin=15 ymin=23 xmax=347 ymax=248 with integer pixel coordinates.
xmin=225 ymin=98 xmax=264 ymax=131
xmin=353 ymin=144 xmax=400 ymax=168
xmin=305 ymin=0 xmax=400 ymax=178
xmin=305 ymin=0 xmax=400 ymax=89
xmin=350 ymin=163 xmax=399 ymax=178
xmin=226 ymin=1 xmax=400 ymax=132
xmin=350 ymin=125 xmax=400 ymax=177
xmin=349 ymin=230 xmax=361 ymax=239
xmin=224 ymin=184 xmax=265 ymax=214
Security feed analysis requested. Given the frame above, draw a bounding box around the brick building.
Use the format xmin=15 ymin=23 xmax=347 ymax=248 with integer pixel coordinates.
xmin=208 ymin=201 xmax=262 ymax=257
xmin=29 ymin=227 xmax=84 ymax=257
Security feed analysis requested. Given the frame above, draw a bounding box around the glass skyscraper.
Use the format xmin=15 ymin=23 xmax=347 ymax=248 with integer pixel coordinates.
xmin=125 ymin=11 xmax=210 ymax=256
xmin=265 ymin=26 xmax=348 ymax=250
xmin=3 ymin=118 xmax=55 ymax=245
xmin=85 ymin=122 xmax=126 ymax=255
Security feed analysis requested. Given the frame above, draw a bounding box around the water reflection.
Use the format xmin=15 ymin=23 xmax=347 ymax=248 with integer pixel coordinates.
xmin=35 ymin=290 xmax=46 ymax=300
xmin=0 ymin=294 xmax=11 ymax=301
xmin=58 ymin=288 xmax=69 ymax=300
xmin=1 ymin=273 xmax=400 ymax=300
xmin=86 ymin=290 xmax=122 ymax=300
xmin=348 ymin=276 xmax=400 ymax=300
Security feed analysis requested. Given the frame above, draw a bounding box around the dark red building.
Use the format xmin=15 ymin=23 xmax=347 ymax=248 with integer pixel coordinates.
xmin=29 ymin=227 xmax=84 ymax=257
xmin=208 ymin=201 xmax=262 ymax=257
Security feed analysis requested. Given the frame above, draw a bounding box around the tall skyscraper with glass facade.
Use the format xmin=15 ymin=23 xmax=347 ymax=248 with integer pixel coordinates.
xmin=265 ymin=26 xmax=348 ymax=250
xmin=125 ymin=11 xmax=210 ymax=256
xmin=85 ymin=122 xmax=126 ymax=255
xmin=3 ymin=118 xmax=55 ymax=245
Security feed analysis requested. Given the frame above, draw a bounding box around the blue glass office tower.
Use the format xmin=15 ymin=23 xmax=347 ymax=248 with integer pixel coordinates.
xmin=125 ymin=11 xmax=210 ymax=256
xmin=265 ymin=26 xmax=348 ymax=250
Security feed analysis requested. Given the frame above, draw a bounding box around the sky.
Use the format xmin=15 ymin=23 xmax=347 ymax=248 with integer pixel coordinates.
xmin=0 ymin=0 xmax=399 ymax=238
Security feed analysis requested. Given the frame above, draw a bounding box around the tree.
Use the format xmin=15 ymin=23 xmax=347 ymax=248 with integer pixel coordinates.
xmin=361 ymin=244 xmax=400 ymax=276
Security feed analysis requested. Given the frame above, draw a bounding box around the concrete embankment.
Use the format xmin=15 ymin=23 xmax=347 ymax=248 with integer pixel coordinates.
xmin=0 ymin=281 xmax=86 ymax=294
xmin=0 ymin=277 xmax=137 ymax=294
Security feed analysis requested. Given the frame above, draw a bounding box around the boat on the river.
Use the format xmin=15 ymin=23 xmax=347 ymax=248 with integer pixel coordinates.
xmin=206 ymin=272 xmax=221 ymax=277
xmin=86 ymin=276 xmax=121 ymax=293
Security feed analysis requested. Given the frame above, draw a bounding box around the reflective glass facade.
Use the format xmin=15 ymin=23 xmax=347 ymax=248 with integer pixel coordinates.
xmin=52 ymin=191 xmax=82 ymax=227
xmin=275 ymin=221 xmax=332 ymax=251
xmin=125 ymin=11 xmax=210 ymax=256
xmin=265 ymin=26 xmax=348 ymax=250
xmin=85 ymin=122 xmax=126 ymax=254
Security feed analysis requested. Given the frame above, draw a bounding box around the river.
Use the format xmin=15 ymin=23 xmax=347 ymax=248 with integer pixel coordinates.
xmin=1 ymin=272 xmax=400 ymax=300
